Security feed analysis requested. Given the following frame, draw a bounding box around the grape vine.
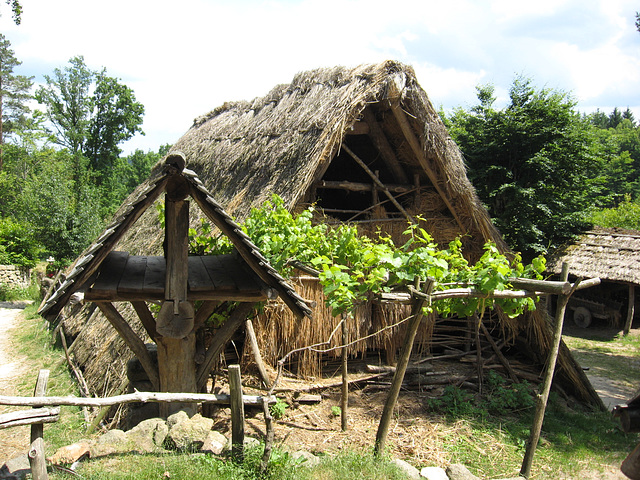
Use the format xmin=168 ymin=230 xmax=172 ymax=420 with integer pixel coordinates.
xmin=186 ymin=195 xmax=546 ymax=317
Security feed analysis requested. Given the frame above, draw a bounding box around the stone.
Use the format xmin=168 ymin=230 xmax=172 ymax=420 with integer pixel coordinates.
xmin=91 ymin=429 xmax=137 ymax=457
xmin=166 ymin=413 xmax=214 ymax=451
xmin=391 ymin=458 xmax=420 ymax=479
xmin=1 ymin=454 xmax=30 ymax=479
xmin=291 ymin=450 xmax=321 ymax=468
xmin=420 ymin=466 xmax=448 ymax=480
xmin=126 ymin=418 xmax=169 ymax=452
xmin=201 ymin=431 xmax=227 ymax=455
xmin=47 ymin=441 xmax=91 ymax=464
xmin=446 ymin=463 xmax=480 ymax=480
xmin=167 ymin=410 xmax=189 ymax=429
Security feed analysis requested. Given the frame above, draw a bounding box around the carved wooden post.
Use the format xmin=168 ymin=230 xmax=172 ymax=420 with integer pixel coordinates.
xmin=157 ymin=173 xmax=197 ymax=418
xmin=29 ymin=369 xmax=49 ymax=480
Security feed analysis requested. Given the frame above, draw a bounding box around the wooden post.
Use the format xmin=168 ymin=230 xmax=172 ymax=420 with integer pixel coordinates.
xmin=521 ymin=263 xmax=575 ymax=478
xmin=473 ymin=313 xmax=483 ymax=394
xmin=157 ymin=333 xmax=197 ymax=417
xmin=29 ymin=369 xmax=49 ymax=480
xmin=624 ymin=284 xmax=635 ymax=336
xmin=229 ymin=364 xmax=245 ymax=460
xmin=245 ymin=319 xmax=270 ymax=389
xmin=375 ymin=279 xmax=434 ymax=456
xmin=341 ymin=314 xmax=349 ymax=431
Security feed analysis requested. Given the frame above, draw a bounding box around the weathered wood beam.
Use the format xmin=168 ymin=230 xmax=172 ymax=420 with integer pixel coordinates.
xmin=194 ymin=300 xmax=221 ymax=330
xmin=363 ymin=108 xmax=409 ymax=184
xmin=97 ymin=302 xmax=160 ymax=391
xmin=341 ymin=144 xmax=415 ymax=223
xmin=30 ymin=370 xmax=49 ymax=480
xmin=0 ymin=392 xmax=276 ymax=408
xmin=315 ymin=179 xmax=413 ymax=193
xmin=624 ymin=284 xmax=635 ymax=336
xmin=132 ymin=301 xmax=157 ymax=340
xmin=0 ymin=407 xmax=60 ymax=429
xmin=86 ymin=289 xmax=268 ymax=303
xmin=387 ymin=98 xmax=465 ymax=233
xmin=346 ymin=121 xmax=370 ymax=135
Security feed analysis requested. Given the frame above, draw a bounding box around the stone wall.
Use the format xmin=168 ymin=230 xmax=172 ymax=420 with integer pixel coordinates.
xmin=0 ymin=265 xmax=31 ymax=289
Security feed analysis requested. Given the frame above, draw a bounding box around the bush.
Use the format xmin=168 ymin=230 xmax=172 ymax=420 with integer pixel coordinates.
xmin=0 ymin=217 xmax=43 ymax=267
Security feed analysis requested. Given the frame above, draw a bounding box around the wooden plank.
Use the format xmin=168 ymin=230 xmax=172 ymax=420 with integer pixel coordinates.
xmin=229 ymin=364 xmax=245 ymax=459
xmin=201 ymin=255 xmax=237 ymax=290
xmin=188 ymin=256 xmax=214 ymax=292
xmin=30 ymin=369 xmax=49 ymax=480
xmin=144 ymin=256 xmax=166 ymax=295
xmin=118 ymin=255 xmax=148 ymax=293
xmin=88 ymin=251 xmax=130 ymax=300
xmin=0 ymin=407 xmax=60 ymax=429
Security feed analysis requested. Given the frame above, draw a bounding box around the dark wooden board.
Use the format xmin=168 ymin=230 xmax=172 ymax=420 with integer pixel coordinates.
xmin=200 ymin=255 xmax=238 ymax=291
xmin=144 ymin=256 xmax=166 ymax=295
xmin=188 ymin=256 xmax=214 ymax=292
xmin=118 ymin=255 xmax=148 ymax=293
xmin=87 ymin=251 xmax=129 ymax=300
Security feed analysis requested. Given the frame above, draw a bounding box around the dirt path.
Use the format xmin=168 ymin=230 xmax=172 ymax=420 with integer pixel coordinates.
xmin=0 ymin=302 xmax=32 ymax=465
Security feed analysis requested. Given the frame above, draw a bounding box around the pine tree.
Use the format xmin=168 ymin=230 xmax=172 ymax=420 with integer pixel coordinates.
xmin=0 ymin=33 xmax=33 ymax=169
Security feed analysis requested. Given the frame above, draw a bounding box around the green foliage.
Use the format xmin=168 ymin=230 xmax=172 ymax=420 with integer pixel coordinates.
xmin=331 ymin=405 xmax=342 ymax=417
xmin=187 ymin=195 xmax=545 ymax=318
xmin=0 ymin=216 xmax=42 ymax=266
xmin=589 ymin=195 xmax=640 ymax=230
xmin=444 ymin=77 xmax=598 ymax=258
xmin=269 ymin=398 xmax=288 ymax=420
xmin=0 ymin=33 xmax=33 ymax=147
xmin=426 ymin=372 xmax=534 ymax=418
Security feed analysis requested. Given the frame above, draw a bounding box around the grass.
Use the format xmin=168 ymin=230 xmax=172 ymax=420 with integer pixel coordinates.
xmin=4 ymin=304 xmax=640 ymax=479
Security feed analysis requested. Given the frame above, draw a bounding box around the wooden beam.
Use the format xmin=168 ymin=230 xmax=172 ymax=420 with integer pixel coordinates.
xmin=363 ymin=108 xmax=409 ymax=184
xmin=196 ymin=303 xmax=258 ymax=390
xmin=315 ymin=179 xmax=413 ymax=193
xmin=194 ymin=300 xmax=221 ymax=330
xmin=342 ymin=144 xmax=415 ymax=223
xmin=97 ymin=302 xmax=159 ymax=391
xmin=346 ymin=121 xmax=370 ymax=135
xmin=132 ymin=301 xmax=157 ymax=341
xmin=388 ymin=99 xmax=465 ymax=233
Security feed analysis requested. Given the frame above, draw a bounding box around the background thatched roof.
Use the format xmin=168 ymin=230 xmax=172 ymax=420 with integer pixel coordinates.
xmin=548 ymin=227 xmax=640 ymax=285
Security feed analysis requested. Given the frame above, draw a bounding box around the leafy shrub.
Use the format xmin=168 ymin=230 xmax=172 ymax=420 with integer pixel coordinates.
xmin=0 ymin=217 xmax=43 ymax=267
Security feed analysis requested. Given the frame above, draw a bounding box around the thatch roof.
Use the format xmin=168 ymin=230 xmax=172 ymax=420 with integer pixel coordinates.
xmin=41 ymin=60 xmax=603 ymax=410
xmin=39 ymin=156 xmax=312 ymax=321
xmin=548 ymin=227 xmax=640 ymax=285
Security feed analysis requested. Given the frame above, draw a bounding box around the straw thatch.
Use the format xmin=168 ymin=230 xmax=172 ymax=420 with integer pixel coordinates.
xmin=548 ymin=227 xmax=640 ymax=284
xmin=48 ymin=60 xmax=601 ymax=408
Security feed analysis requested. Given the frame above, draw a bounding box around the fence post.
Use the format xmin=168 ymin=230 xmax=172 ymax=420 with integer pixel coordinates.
xmin=29 ymin=369 xmax=50 ymax=480
xmin=229 ymin=364 xmax=245 ymax=460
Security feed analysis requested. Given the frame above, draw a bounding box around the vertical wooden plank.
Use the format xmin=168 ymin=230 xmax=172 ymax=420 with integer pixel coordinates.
xmin=624 ymin=284 xmax=635 ymax=336
xmin=229 ymin=364 xmax=245 ymax=459
xmin=341 ymin=315 xmax=349 ymax=431
xmin=29 ymin=369 xmax=49 ymax=480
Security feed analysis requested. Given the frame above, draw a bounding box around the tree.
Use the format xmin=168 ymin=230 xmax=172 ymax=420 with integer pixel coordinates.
xmin=444 ymin=77 xmax=598 ymax=258
xmin=0 ymin=33 xmax=33 ymax=169
xmin=1 ymin=0 xmax=21 ymax=24
xmin=35 ymin=56 xmax=144 ymax=179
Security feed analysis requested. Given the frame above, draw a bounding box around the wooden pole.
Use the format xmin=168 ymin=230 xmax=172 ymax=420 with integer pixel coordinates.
xmin=229 ymin=364 xmax=245 ymax=460
xmin=245 ymin=319 xmax=271 ymax=389
xmin=624 ymin=284 xmax=635 ymax=336
xmin=29 ymin=369 xmax=49 ymax=480
xmin=341 ymin=314 xmax=349 ymax=431
xmin=374 ymin=279 xmax=434 ymax=456
xmin=521 ymin=263 xmax=576 ymax=478
xmin=473 ymin=313 xmax=483 ymax=394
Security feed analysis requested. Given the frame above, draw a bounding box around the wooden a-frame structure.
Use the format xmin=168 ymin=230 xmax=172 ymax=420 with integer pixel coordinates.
xmin=39 ymin=153 xmax=311 ymax=416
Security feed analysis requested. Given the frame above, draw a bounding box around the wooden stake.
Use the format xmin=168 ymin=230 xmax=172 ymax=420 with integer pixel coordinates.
xmin=29 ymin=369 xmax=49 ymax=480
xmin=521 ymin=263 xmax=577 ymax=478
xmin=341 ymin=314 xmax=349 ymax=431
xmin=245 ymin=319 xmax=271 ymax=389
xmin=374 ymin=279 xmax=434 ymax=456
xmin=229 ymin=364 xmax=245 ymax=460
xmin=624 ymin=284 xmax=635 ymax=336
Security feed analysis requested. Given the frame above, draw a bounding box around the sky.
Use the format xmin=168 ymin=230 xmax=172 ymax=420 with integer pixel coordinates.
xmin=1 ymin=0 xmax=639 ymax=154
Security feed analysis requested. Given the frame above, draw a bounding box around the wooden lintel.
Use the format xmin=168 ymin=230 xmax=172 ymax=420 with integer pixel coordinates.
xmin=85 ymin=290 xmax=268 ymax=303
xmin=388 ymin=97 xmax=465 ymax=233
xmin=97 ymin=302 xmax=160 ymax=391
xmin=315 ymin=179 xmax=413 ymax=194
xmin=363 ymin=108 xmax=409 ymax=184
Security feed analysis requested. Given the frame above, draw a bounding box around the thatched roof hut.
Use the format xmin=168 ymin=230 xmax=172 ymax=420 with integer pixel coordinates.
xmin=47 ymin=60 xmax=602 ymax=410
xmin=548 ymin=227 xmax=640 ymax=332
